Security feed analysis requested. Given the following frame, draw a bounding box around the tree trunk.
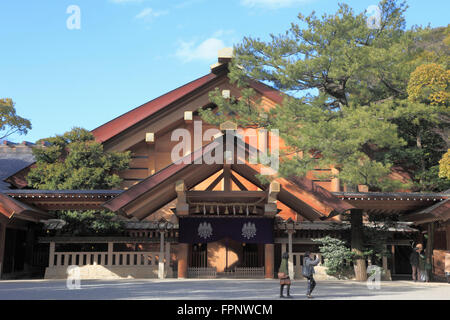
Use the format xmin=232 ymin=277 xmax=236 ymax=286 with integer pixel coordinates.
xmin=351 ymin=209 xmax=367 ymax=281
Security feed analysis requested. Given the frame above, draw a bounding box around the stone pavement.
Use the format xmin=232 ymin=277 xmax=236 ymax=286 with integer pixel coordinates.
xmin=0 ymin=279 xmax=448 ymax=300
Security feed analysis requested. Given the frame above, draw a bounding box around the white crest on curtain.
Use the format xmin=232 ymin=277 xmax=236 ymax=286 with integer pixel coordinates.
xmin=242 ymin=222 xmax=257 ymax=239
xmin=198 ymin=222 xmax=213 ymax=239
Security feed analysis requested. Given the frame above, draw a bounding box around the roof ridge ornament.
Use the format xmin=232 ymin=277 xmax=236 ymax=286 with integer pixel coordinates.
xmin=210 ymin=47 xmax=233 ymax=74
xmin=219 ymin=120 xmax=237 ymax=132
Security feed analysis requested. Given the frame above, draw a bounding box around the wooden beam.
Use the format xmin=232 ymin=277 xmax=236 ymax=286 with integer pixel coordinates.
xmin=145 ymin=132 xmax=154 ymax=144
xmin=176 ymin=180 xmax=188 ymax=216
xmin=268 ymin=181 xmax=280 ymax=203
xmin=230 ymin=172 xmax=248 ymax=191
xmin=206 ymin=172 xmax=224 ymax=191
xmin=223 ymin=165 xmax=231 ymax=192
xmin=184 ymin=111 xmax=193 ymax=123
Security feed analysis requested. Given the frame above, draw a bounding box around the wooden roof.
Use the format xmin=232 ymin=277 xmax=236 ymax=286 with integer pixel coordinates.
xmin=401 ymin=199 xmax=450 ymax=224
xmin=91 ymin=73 xmax=218 ymax=143
xmin=0 ymin=193 xmax=52 ymax=223
xmin=334 ymin=192 xmax=448 ymax=215
xmin=104 ymin=133 xmax=352 ymax=221
xmin=91 ymin=73 xmax=284 ymax=145
xmin=3 ymin=190 xmax=121 ymax=211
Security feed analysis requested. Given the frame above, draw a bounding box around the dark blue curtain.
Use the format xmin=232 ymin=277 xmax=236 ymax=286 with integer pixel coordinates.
xmin=178 ymin=217 xmax=274 ymax=244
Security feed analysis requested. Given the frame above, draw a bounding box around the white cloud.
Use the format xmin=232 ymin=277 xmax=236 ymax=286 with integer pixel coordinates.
xmin=110 ymin=0 xmax=144 ymax=4
xmin=174 ymin=0 xmax=205 ymax=9
xmin=175 ymin=38 xmax=226 ymax=62
xmin=241 ymin=0 xmax=311 ymax=8
xmin=135 ymin=8 xmax=169 ymax=20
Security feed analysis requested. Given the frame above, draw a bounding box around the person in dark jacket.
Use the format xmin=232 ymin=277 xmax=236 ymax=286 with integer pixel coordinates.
xmin=278 ymin=252 xmax=291 ymax=298
xmin=409 ymin=246 xmax=420 ymax=282
xmin=302 ymin=251 xmax=320 ymax=298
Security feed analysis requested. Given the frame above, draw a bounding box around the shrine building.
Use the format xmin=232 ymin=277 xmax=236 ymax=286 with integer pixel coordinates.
xmin=0 ymin=49 xmax=449 ymax=281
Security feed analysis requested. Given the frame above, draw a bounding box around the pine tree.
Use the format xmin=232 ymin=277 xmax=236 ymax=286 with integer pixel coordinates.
xmin=0 ymin=98 xmax=32 ymax=140
xmin=200 ymin=0 xmax=449 ymax=192
xmin=28 ymin=127 xmax=131 ymax=235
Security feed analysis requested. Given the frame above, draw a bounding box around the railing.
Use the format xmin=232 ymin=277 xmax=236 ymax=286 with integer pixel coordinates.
xmin=187 ymin=267 xmax=217 ymax=278
xmin=126 ymin=230 xmax=178 ymax=239
xmin=191 ymin=250 xmax=207 ymax=268
xmin=234 ymin=267 xmax=265 ymax=278
xmin=50 ymin=251 xmax=160 ymax=267
xmin=242 ymin=251 xmax=259 ymax=268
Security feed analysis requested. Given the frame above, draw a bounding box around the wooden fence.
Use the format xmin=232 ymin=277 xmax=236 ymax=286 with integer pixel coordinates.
xmin=234 ymin=267 xmax=265 ymax=278
xmin=187 ymin=267 xmax=217 ymax=278
xmin=50 ymin=251 xmax=161 ymax=267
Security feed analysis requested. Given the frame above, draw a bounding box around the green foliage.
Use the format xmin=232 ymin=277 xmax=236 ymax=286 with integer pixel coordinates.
xmin=407 ymin=63 xmax=449 ymax=105
xmin=0 ymin=98 xmax=32 ymax=140
xmin=439 ymin=149 xmax=450 ymax=180
xmin=27 ymin=127 xmax=131 ymax=190
xmin=201 ymin=0 xmax=449 ymax=191
xmin=28 ymin=127 xmax=131 ymax=234
xmin=54 ymin=210 xmax=124 ymax=236
xmin=362 ymin=215 xmax=396 ymax=264
xmin=314 ymin=236 xmax=355 ymax=279
xmin=415 ymin=165 xmax=450 ymax=191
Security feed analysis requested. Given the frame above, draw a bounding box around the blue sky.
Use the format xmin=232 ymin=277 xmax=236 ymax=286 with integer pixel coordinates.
xmin=1 ymin=0 xmax=449 ymax=143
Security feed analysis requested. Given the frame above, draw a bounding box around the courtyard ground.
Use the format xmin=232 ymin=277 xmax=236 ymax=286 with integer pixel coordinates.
xmin=0 ymin=279 xmax=448 ymax=300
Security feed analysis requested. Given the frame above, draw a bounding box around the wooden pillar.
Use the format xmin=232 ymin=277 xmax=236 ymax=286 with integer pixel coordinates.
xmin=350 ymin=209 xmax=367 ymax=281
xmin=264 ymin=181 xmax=279 ymax=217
xmin=382 ymin=246 xmax=391 ymax=280
xmin=49 ymin=242 xmax=55 ymax=267
xmin=107 ymin=242 xmax=113 ymax=266
xmin=177 ymin=243 xmax=189 ymax=279
xmin=391 ymin=245 xmax=396 ymax=275
xmin=159 ymin=231 xmax=165 ymax=279
xmin=264 ymin=243 xmax=274 ymax=279
xmin=165 ymin=241 xmax=171 ymax=276
xmin=0 ymin=223 xmax=6 ymax=278
xmin=426 ymin=222 xmax=435 ymax=280
xmin=446 ymin=223 xmax=450 ymax=250
xmin=24 ymin=227 xmax=34 ymax=272
xmin=176 ymin=180 xmax=189 ymax=215
xmin=287 ymin=230 xmax=294 ymax=279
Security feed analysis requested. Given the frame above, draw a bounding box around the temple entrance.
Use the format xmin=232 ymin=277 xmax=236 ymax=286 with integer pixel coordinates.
xmin=181 ymin=217 xmax=272 ymax=278
xmin=189 ymin=243 xmax=207 ymax=268
xmin=186 ymin=239 xmax=265 ymax=278
xmin=2 ymin=228 xmax=27 ymax=275
xmin=242 ymin=243 xmax=260 ymax=268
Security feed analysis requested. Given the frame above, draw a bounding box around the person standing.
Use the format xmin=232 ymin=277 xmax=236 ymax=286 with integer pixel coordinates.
xmin=277 ymin=252 xmax=291 ymax=298
xmin=409 ymin=246 xmax=420 ymax=282
xmin=302 ymin=251 xmax=320 ymax=298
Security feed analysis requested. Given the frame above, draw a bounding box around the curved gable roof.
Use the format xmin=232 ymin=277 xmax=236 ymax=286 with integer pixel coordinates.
xmin=104 ymin=133 xmax=352 ymax=221
xmin=92 ymin=73 xmax=218 ymax=143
